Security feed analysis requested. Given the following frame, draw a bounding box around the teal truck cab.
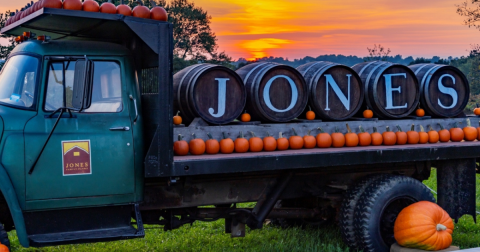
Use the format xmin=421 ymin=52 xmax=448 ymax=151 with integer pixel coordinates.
xmin=0 ymin=7 xmax=477 ymax=252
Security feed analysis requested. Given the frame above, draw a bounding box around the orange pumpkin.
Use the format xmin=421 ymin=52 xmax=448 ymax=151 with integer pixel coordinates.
xmin=396 ymin=125 xmax=408 ymax=145
xmin=331 ymin=127 xmax=345 ymax=148
xmin=358 ymin=125 xmax=371 ymax=146
xmin=240 ymin=111 xmax=251 ymax=122
xmin=277 ymin=132 xmax=289 ymax=150
xmin=263 ymin=132 xmax=277 ymax=151
xmin=205 ymin=133 xmax=220 ymax=154
xmin=0 ymin=244 xmax=8 ymax=252
xmin=303 ymin=130 xmax=316 ymax=149
xmin=100 ymin=1 xmax=117 ymax=14
xmin=363 ymin=108 xmax=373 ymax=119
xmin=406 ymin=124 xmax=419 ymax=144
xmin=189 ymin=133 xmax=205 ymax=155
xmin=306 ymin=106 xmax=315 ymax=120
xmin=345 ymin=123 xmax=359 ymax=147
xmin=477 ymin=122 xmax=480 ymax=141
xmin=43 ymin=0 xmax=63 ymax=9
xmin=133 ymin=3 xmax=150 ymax=18
xmin=234 ymin=131 xmax=249 ymax=153
xmin=151 ymin=6 xmax=168 ymax=21
xmin=173 ymin=134 xmax=189 ymax=156
xmin=289 ymin=128 xmax=304 ymax=149
xmin=316 ymin=127 xmax=332 ymax=148
xmin=394 ymin=201 xmax=454 ymax=251
xmin=63 ymin=0 xmax=83 ymax=10
xmin=416 ymin=108 xmax=425 ymax=117
xmin=438 ymin=123 xmax=451 ymax=142
xmin=418 ymin=125 xmax=429 ymax=144
xmin=463 ymin=118 xmax=477 ymax=141
xmin=449 ymin=122 xmax=464 ymax=142
xmin=426 ymin=125 xmax=439 ymax=144
xmin=474 ymin=107 xmax=480 ymax=116
xmin=383 ymin=126 xmax=396 ymax=146
xmin=371 ymin=127 xmax=383 ymax=146
xmin=83 ymin=0 xmax=100 ymax=12
xmin=117 ymin=4 xmax=132 ymax=16
xmin=249 ymin=132 xmax=263 ymax=152
xmin=173 ymin=111 xmax=182 ymax=125
xmin=220 ymin=132 xmax=234 ymax=154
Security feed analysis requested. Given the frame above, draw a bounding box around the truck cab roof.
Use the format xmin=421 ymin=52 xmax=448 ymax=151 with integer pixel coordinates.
xmin=11 ymin=40 xmax=132 ymax=57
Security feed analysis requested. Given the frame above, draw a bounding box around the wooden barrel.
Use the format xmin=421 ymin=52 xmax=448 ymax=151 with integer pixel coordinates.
xmin=352 ymin=61 xmax=420 ymax=118
xmin=408 ymin=64 xmax=469 ymax=117
xmin=236 ymin=62 xmax=308 ymax=122
xmin=297 ymin=61 xmax=364 ymax=120
xmin=173 ymin=64 xmax=246 ymax=125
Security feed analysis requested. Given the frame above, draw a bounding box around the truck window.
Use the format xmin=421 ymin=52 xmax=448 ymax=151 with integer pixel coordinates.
xmin=0 ymin=55 xmax=39 ymax=109
xmin=45 ymin=61 xmax=123 ymax=113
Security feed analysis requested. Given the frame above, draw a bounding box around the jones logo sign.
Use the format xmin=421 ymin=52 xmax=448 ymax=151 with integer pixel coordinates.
xmin=62 ymin=140 xmax=92 ymax=176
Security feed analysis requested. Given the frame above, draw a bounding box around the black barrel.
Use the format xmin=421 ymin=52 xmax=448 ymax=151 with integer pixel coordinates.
xmin=173 ymin=64 xmax=246 ymax=125
xmin=297 ymin=61 xmax=364 ymax=120
xmin=352 ymin=61 xmax=420 ymax=119
xmin=236 ymin=62 xmax=308 ymax=122
xmin=409 ymin=64 xmax=469 ymax=117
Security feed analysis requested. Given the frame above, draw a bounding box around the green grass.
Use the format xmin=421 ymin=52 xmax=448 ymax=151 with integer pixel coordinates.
xmin=6 ymin=170 xmax=480 ymax=251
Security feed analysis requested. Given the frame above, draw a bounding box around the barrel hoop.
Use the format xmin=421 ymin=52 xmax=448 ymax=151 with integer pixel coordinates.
xmin=252 ymin=64 xmax=280 ymax=121
xmin=185 ymin=64 xmax=215 ymax=119
xmin=365 ymin=61 xmax=390 ymax=111
xmin=358 ymin=61 xmax=379 ymax=76
xmin=413 ymin=63 xmax=433 ymax=75
xmin=243 ymin=62 xmax=271 ymax=83
xmin=302 ymin=61 xmax=324 ymax=75
xmin=177 ymin=64 xmax=205 ymax=119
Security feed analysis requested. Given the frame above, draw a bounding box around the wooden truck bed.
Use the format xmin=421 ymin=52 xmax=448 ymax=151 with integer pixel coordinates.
xmin=171 ymin=117 xmax=480 ymax=176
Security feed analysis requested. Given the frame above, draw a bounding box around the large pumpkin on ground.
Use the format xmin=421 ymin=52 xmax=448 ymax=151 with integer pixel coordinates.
xmin=394 ymin=201 xmax=454 ymax=251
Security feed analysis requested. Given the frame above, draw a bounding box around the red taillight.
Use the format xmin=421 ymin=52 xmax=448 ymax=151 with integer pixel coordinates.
xmin=15 ymin=36 xmax=24 ymax=43
xmin=37 ymin=35 xmax=50 ymax=42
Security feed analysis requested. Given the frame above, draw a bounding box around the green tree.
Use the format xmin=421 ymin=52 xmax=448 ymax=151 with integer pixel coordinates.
xmin=0 ymin=10 xmax=17 ymax=65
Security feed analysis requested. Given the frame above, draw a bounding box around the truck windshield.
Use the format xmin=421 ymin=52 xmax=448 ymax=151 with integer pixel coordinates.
xmin=0 ymin=55 xmax=39 ymax=109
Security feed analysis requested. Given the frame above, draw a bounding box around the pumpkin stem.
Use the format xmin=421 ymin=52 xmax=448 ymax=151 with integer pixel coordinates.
xmin=307 ymin=130 xmax=311 ymax=136
xmin=467 ymin=118 xmax=472 ymax=127
xmin=266 ymin=132 xmax=271 ymax=137
xmin=176 ymin=111 xmax=180 ymax=116
xmin=373 ymin=127 xmax=378 ymax=133
xmin=250 ymin=131 xmax=256 ymax=137
xmin=239 ymin=131 xmax=244 ymax=139
xmin=178 ymin=134 xmax=183 ymax=141
xmin=309 ymin=105 xmax=312 ymax=111
xmin=359 ymin=125 xmax=365 ymax=133
xmin=207 ymin=133 xmax=214 ymax=140
xmin=222 ymin=132 xmax=228 ymax=139
xmin=396 ymin=125 xmax=403 ymax=132
xmin=438 ymin=123 xmax=445 ymax=130
xmin=317 ymin=127 xmax=324 ymax=133
xmin=420 ymin=125 xmax=425 ymax=132
xmin=436 ymin=224 xmax=447 ymax=231
xmin=386 ymin=126 xmax=391 ymax=132
xmin=292 ymin=128 xmax=298 ymax=136
xmin=453 ymin=122 xmax=459 ymax=128
xmin=279 ymin=132 xmax=283 ymax=139
xmin=192 ymin=133 xmax=197 ymax=139
xmin=335 ymin=127 xmax=339 ymax=133
xmin=346 ymin=123 xmax=353 ymax=133
xmin=411 ymin=124 xmax=415 ymax=132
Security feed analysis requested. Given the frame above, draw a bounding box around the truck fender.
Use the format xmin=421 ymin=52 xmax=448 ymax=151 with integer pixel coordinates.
xmin=0 ymin=164 xmax=29 ymax=247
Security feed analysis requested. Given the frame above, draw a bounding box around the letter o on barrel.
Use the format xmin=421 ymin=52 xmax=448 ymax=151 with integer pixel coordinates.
xmin=409 ymin=64 xmax=469 ymax=117
xmin=236 ymin=62 xmax=308 ymax=122
xmin=297 ymin=61 xmax=364 ymax=120
xmin=352 ymin=61 xmax=420 ymax=119
xmin=173 ymin=64 xmax=246 ymax=125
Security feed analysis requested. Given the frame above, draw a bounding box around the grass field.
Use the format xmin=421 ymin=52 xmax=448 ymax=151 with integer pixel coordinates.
xmin=6 ymin=169 xmax=480 ymax=251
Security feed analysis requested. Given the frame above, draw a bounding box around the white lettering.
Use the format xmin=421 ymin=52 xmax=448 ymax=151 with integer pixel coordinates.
xmin=208 ymin=78 xmax=229 ymax=118
xmin=384 ymin=73 xmax=408 ymax=110
xmin=437 ymin=74 xmax=458 ymax=109
xmin=263 ymin=75 xmax=298 ymax=112
xmin=325 ymin=74 xmax=351 ymax=111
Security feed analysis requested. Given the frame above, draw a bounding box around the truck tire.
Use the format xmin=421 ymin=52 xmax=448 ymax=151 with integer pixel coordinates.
xmin=0 ymin=222 xmax=10 ymax=250
xmin=353 ymin=175 xmax=435 ymax=252
xmin=339 ymin=174 xmax=392 ymax=249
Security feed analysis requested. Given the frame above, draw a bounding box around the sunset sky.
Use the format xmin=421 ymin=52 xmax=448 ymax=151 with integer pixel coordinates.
xmin=2 ymin=0 xmax=480 ymax=60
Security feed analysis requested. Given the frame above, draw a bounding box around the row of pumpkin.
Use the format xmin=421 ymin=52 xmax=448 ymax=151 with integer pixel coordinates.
xmin=6 ymin=0 xmax=167 ymax=27
xmin=173 ymin=119 xmax=479 ymax=156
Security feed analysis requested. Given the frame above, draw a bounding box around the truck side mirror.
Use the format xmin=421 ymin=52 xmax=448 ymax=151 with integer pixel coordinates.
xmin=72 ymin=59 xmax=93 ymax=110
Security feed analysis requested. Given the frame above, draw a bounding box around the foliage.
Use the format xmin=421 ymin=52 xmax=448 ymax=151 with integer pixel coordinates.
xmin=457 ymin=0 xmax=480 ymax=30
xmin=365 ymin=44 xmax=391 ymax=61
xmin=0 ymin=10 xmax=17 ymax=63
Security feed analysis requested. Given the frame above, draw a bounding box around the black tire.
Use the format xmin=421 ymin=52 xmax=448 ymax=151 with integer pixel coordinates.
xmin=339 ymin=174 xmax=392 ymax=249
xmin=0 ymin=222 xmax=10 ymax=250
xmin=354 ymin=175 xmax=435 ymax=252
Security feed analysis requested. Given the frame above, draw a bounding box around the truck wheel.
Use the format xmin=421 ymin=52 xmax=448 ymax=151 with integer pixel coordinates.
xmin=0 ymin=222 xmax=10 ymax=250
xmin=354 ymin=175 xmax=435 ymax=252
xmin=339 ymin=174 xmax=392 ymax=249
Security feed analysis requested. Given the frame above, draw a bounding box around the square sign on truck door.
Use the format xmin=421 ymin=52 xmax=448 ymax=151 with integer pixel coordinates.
xmin=62 ymin=140 xmax=92 ymax=176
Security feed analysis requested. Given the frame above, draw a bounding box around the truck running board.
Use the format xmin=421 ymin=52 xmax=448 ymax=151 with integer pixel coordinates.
xmin=26 ymin=204 xmax=144 ymax=247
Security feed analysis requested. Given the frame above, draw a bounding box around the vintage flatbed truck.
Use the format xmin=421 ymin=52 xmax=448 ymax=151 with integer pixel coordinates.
xmin=0 ymin=7 xmax=477 ymax=252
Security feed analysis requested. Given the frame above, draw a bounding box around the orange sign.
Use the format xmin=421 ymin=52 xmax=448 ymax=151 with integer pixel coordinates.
xmin=62 ymin=140 xmax=92 ymax=176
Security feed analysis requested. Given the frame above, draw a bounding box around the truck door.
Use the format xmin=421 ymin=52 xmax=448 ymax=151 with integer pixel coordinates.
xmin=24 ymin=58 xmax=135 ymax=203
